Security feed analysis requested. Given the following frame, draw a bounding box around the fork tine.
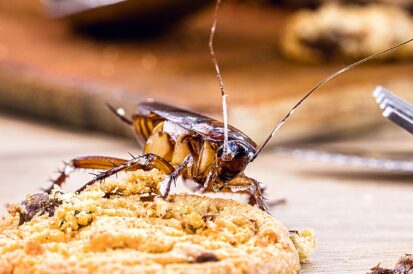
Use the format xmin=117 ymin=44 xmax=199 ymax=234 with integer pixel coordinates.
xmin=380 ymin=99 xmax=413 ymax=120
xmin=382 ymin=106 xmax=413 ymax=134
xmin=373 ymin=86 xmax=413 ymax=117
xmin=373 ymin=86 xmax=413 ymax=134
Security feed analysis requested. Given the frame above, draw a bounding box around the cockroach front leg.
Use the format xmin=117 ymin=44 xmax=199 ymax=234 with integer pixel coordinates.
xmin=230 ymin=176 xmax=287 ymax=210
xmin=218 ymin=175 xmax=268 ymax=211
xmin=234 ymin=176 xmax=268 ymax=211
xmin=247 ymin=178 xmax=268 ymax=211
xmin=160 ymin=155 xmax=193 ymax=198
xmin=45 ymin=156 xmax=129 ymax=193
xmin=200 ymin=175 xmax=268 ymax=211
xmin=77 ymin=153 xmax=175 ymax=193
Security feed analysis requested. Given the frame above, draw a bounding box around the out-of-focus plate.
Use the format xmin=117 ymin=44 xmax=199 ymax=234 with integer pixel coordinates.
xmin=44 ymin=0 xmax=210 ymax=35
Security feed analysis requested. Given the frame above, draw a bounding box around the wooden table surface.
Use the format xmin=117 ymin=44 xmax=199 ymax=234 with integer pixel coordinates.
xmin=0 ymin=112 xmax=412 ymax=273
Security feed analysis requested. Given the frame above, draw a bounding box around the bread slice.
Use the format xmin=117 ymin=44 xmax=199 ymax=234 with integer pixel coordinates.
xmin=0 ymin=170 xmax=315 ymax=274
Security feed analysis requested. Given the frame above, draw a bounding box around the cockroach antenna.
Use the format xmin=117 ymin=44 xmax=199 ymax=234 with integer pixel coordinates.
xmin=210 ymin=0 xmax=230 ymax=159
xmin=250 ymin=37 xmax=413 ymax=162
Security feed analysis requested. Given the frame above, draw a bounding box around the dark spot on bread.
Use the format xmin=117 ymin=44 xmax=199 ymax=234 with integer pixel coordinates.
xmin=103 ymin=192 xmax=112 ymax=199
xmin=249 ymin=219 xmax=259 ymax=234
xmin=18 ymin=193 xmax=61 ymax=225
xmin=202 ymin=214 xmax=216 ymax=222
xmin=139 ymin=194 xmax=157 ymax=202
xmin=194 ymin=252 xmax=219 ymax=263
xmin=289 ymin=230 xmax=299 ymax=235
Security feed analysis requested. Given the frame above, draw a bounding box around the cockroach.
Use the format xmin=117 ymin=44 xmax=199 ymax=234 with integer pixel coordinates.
xmin=45 ymin=0 xmax=413 ymax=211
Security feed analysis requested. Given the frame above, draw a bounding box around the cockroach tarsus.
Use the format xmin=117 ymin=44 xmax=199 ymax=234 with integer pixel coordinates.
xmin=43 ymin=1 xmax=413 ymax=213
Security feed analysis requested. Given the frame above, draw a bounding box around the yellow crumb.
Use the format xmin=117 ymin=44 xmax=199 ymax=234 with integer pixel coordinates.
xmin=289 ymin=228 xmax=317 ymax=263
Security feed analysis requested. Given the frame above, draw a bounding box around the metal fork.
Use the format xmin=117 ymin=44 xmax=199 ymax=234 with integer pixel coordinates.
xmin=275 ymin=86 xmax=413 ymax=173
xmin=373 ymin=86 xmax=413 ymax=134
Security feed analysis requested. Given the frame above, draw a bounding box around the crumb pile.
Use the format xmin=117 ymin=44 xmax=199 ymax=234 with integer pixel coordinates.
xmin=1 ymin=170 xmax=315 ymax=274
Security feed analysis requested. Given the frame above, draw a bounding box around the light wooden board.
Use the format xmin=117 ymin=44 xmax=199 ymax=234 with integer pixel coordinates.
xmin=0 ymin=113 xmax=412 ymax=273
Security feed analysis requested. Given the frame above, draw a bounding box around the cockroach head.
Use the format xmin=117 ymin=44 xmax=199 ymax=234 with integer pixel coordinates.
xmin=217 ymin=140 xmax=251 ymax=182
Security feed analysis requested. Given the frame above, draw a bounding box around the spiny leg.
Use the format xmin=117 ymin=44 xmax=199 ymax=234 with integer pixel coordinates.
xmin=230 ymin=176 xmax=286 ymax=209
xmin=245 ymin=181 xmax=286 ymax=207
xmin=233 ymin=176 xmax=268 ymax=211
xmin=198 ymin=170 xmax=216 ymax=193
xmin=45 ymin=156 xmax=128 ymax=193
xmin=77 ymin=153 xmax=175 ymax=193
xmin=160 ymin=155 xmax=193 ymax=198
xmin=202 ymin=175 xmax=268 ymax=211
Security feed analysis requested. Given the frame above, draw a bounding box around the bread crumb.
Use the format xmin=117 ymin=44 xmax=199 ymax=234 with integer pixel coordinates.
xmin=289 ymin=228 xmax=317 ymax=263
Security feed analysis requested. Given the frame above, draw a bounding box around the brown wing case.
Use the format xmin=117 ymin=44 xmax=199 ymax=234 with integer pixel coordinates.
xmin=137 ymin=102 xmax=258 ymax=150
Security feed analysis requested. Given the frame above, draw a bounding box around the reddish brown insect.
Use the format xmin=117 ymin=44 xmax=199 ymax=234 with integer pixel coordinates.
xmin=45 ymin=0 xmax=413 ymax=212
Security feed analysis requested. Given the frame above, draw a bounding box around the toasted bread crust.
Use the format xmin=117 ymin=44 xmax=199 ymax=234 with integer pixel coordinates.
xmin=1 ymin=170 xmax=301 ymax=274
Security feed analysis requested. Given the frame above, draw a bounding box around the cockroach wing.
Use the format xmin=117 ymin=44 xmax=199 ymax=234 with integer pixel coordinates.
xmin=138 ymin=102 xmax=258 ymax=150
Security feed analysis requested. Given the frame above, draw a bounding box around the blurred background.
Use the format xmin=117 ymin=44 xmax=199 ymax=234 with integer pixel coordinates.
xmin=0 ymin=1 xmax=413 ymax=272
xmin=0 ymin=0 xmax=412 ymax=143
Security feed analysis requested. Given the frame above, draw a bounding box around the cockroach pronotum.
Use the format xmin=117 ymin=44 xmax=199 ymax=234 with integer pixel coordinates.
xmin=45 ymin=0 xmax=413 ymax=211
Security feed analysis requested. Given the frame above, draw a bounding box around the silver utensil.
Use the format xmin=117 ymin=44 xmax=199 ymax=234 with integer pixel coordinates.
xmin=276 ymin=86 xmax=413 ymax=173
xmin=373 ymin=86 xmax=413 ymax=134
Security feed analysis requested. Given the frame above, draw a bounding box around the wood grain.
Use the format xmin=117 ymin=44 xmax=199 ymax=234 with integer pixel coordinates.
xmin=0 ymin=113 xmax=412 ymax=273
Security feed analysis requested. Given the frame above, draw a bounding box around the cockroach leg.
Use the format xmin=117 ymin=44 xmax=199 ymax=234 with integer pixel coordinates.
xmin=199 ymin=171 xmax=215 ymax=193
xmin=201 ymin=175 xmax=268 ymax=211
xmin=160 ymin=155 xmax=193 ymax=198
xmin=76 ymin=153 xmax=175 ymax=193
xmin=128 ymin=152 xmax=137 ymax=159
xmin=44 ymin=156 xmax=128 ymax=193
xmin=246 ymin=178 xmax=268 ymax=211
xmin=252 ymin=183 xmax=286 ymax=208
xmin=226 ymin=176 xmax=267 ymax=211
xmin=212 ymin=181 xmax=224 ymax=192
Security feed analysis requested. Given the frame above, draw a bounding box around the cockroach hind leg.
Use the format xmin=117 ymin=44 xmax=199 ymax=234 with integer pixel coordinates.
xmin=44 ymin=156 xmax=129 ymax=194
xmin=75 ymin=153 xmax=175 ymax=194
xmin=42 ymin=163 xmax=75 ymax=193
